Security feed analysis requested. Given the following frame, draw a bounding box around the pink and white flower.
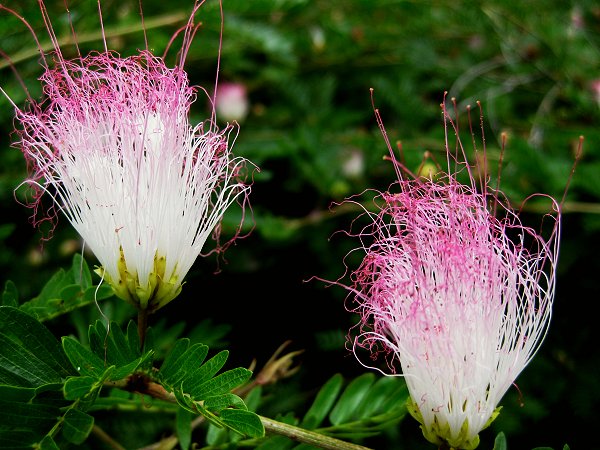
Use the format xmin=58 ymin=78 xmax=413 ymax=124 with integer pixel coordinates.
xmin=3 ymin=1 xmax=252 ymax=312
xmin=336 ymin=98 xmax=562 ymax=449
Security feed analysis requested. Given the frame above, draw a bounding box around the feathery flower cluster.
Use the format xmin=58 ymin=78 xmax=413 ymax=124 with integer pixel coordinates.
xmin=338 ymin=99 xmax=561 ymax=449
xmin=4 ymin=2 xmax=251 ymax=313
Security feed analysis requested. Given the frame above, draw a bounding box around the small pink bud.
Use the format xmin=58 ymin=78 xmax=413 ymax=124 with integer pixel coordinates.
xmin=215 ymin=82 xmax=250 ymax=123
xmin=341 ymin=148 xmax=365 ymax=178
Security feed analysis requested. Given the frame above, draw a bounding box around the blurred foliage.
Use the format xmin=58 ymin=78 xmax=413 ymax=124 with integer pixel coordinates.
xmin=0 ymin=0 xmax=599 ymax=448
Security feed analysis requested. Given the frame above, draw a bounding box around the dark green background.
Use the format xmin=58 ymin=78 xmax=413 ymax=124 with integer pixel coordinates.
xmin=1 ymin=1 xmax=598 ymax=448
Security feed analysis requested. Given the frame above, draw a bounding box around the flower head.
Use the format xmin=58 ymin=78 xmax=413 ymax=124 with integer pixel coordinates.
xmin=3 ymin=2 xmax=252 ymax=312
xmin=337 ymin=97 xmax=562 ymax=449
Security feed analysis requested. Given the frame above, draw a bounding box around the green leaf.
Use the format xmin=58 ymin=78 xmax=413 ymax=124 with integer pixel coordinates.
xmin=244 ymin=385 xmax=262 ymax=411
xmin=158 ymin=340 xmax=261 ymax=439
xmin=63 ymin=376 xmax=97 ymax=401
xmin=220 ymin=409 xmax=265 ymax=438
xmin=328 ymin=373 xmax=375 ymax=426
xmin=158 ymin=340 xmax=262 ymax=439
xmin=19 ymin=255 xmax=114 ymax=321
xmin=0 ymin=306 xmax=74 ymax=387
xmin=67 ymin=321 xmax=153 ymax=382
xmin=2 ymin=280 xmax=18 ymax=307
xmin=89 ymin=321 xmax=140 ymax=367
xmin=300 ymin=373 xmax=344 ymax=429
xmin=61 ymin=408 xmax=94 ymax=444
xmin=38 ymin=435 xmax=60 ymax=450
xmin=182 ymin=350 xmax=228 ymax=390
xmin=0 ymin=387 xmax=72 ymax=449
xmin=173 ymin=388 xmax=197 ymax=414
xmin=62 ymin=336 xmax=107 ymax=378
xmin=204 ymin=393 xmax=248 ymax=412
xmin=0 ymin=430 xmax=39 ymax=449
xmin=206 ymin=422 xmax=228 ymax=446
xmin=261 ymin=371 xmax=408 ymax=449
xmin=60 ymin=284 xmax=84 ymax=304
xmin=157 ymin=338 xmax=190 ymax=382
xmin=63 ymin=371 xmax=116 ymax=415
xmin=109 ymin=355 xmax=150 ymax=382
xmin=189 ymin=367 xmax=252 ymax=400
xmin=30 ymin=268 xmax=70 ymax=304
xmin=176 ymin=407 xmax=192 ymax=450
xmin=378 ymin=379 xmax=410 ymax=412
xmin=0 ymin=385 xmax=36 ymax=403
xmin=257 ymin=374 xmax=407 ymax=448
xmin=0 ymin=311 xmax=98 ymax=448
xmin=493 ymin=432 xmax=507 ymax=450
xmin=0 ymin=398 xmax=57 ymax=430
xmin=71 ymin=253 xmax=92 ymax=290
xmin=353 ymin=375 xmax=408 ymax=419
xmin=82 ymin=284 xmax=114 ymax=304
xmin=127 ymin=319 xmax=141 ymax=357
xmin=89 ymin=322 xmax=124 ymax=366
xmin=159 ymin=341 xmax=209 ymax=387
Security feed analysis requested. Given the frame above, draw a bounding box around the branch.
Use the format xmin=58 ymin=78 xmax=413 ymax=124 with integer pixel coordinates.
xmin=117 ymin=378 xmax=373 ymax=450
xmin=260 ymin=415 xmax=373 ymax=450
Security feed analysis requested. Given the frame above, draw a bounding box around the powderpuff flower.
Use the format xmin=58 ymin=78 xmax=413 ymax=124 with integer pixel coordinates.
xmin=2 ymin=1 xmax=252 ymax=313
xmin=335 ymin=96 xmax=567 ymax=449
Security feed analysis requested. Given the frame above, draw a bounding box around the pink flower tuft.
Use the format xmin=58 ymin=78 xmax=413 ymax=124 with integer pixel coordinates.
xmin=336 ymin=96 xmax=562 ymax=449
xmin=3 ymin=2 xmax=253 ymax=312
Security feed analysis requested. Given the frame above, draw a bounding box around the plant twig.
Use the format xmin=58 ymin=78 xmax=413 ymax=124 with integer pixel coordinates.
xmin=138 ymin=308 xmax=149 ymax=350
xmin=91 ymin=424 xmax=127 ymax=450
xmin=259 ymin=416 xmax=373 ymax=450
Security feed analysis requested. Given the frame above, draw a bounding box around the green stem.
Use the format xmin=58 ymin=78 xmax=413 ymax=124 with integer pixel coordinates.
xmin=138 ymin=308 xmax=148 ymax=350
xmin=259 ymin=415 xmax=373 ymax=450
